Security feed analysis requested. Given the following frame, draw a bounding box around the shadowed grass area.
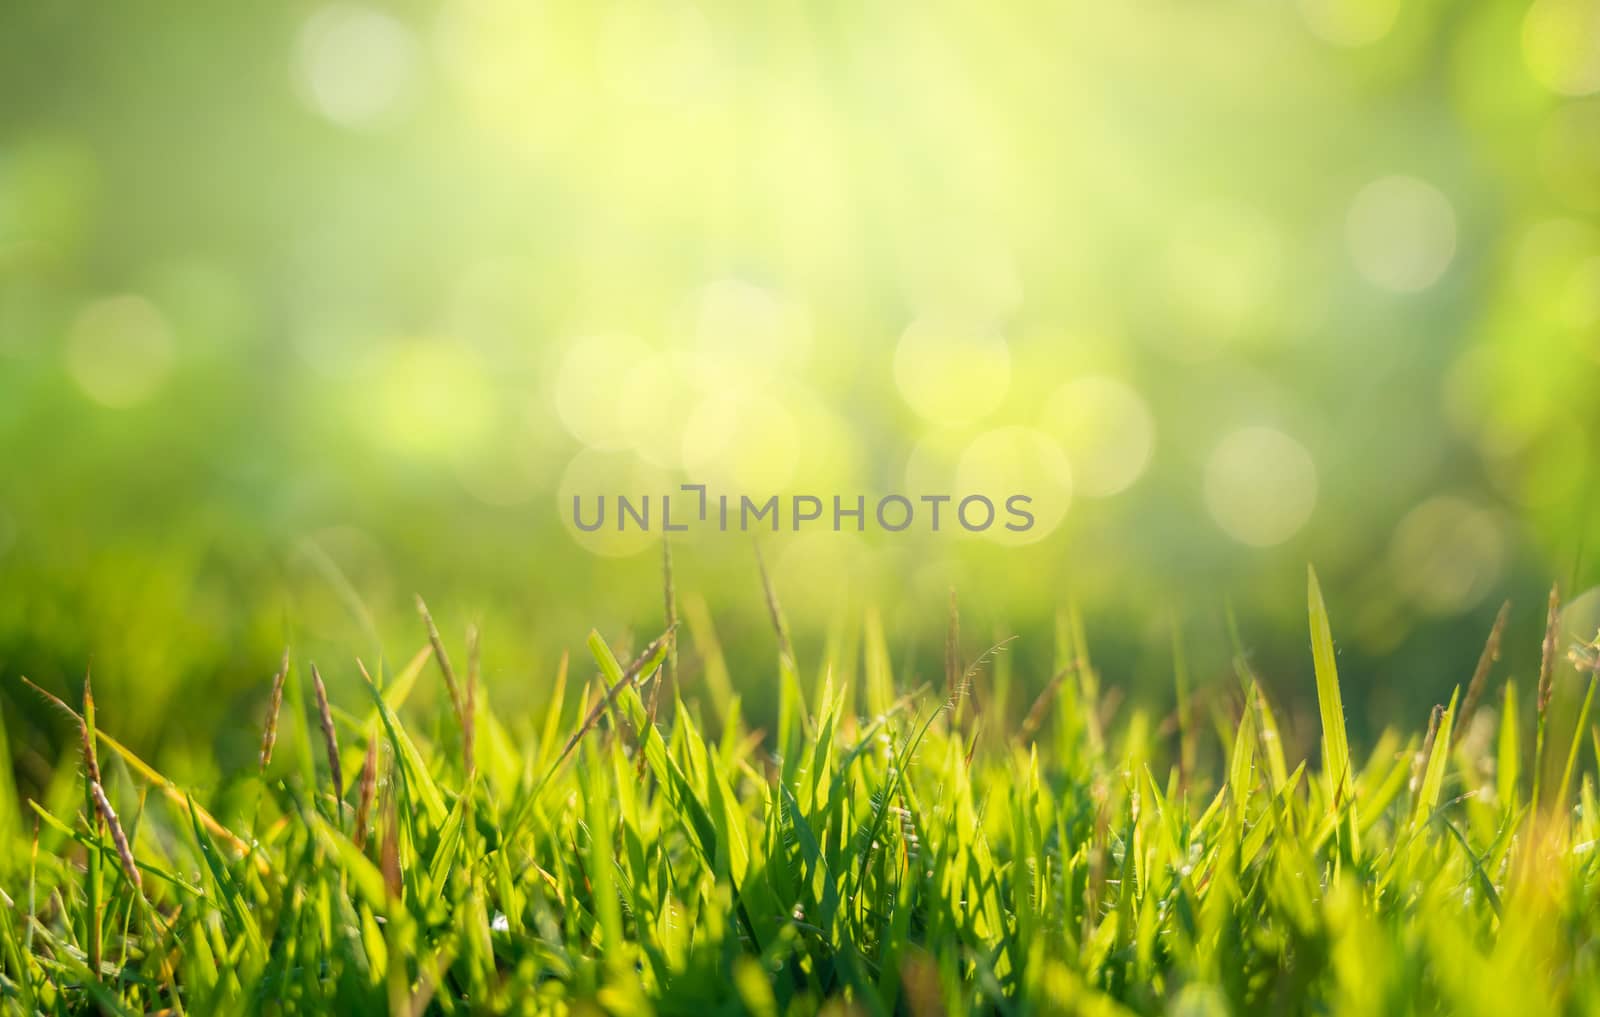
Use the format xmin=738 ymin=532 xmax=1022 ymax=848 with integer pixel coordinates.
xmin=3 ymin=565 xmax=1599 ymax=1015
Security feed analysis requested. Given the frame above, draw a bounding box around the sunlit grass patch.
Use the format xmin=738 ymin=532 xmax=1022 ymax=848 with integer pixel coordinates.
xmin=3 ymin=565 xmax=1599 ymax=1015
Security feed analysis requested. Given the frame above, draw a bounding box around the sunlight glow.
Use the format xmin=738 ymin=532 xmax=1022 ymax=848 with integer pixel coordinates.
xmin=893 ymin=316 xmax=1011 ymax=423
xmin=680 ymin=391 xmax=799 ymax=492
xmin=555 ymin=335 xmax=650 ymax=450
xmin=65 ymin=295 xmax=175 ymax=408
xmin=372 ymin=340 xmax=492 ymax=458
xmin=1203 ymin=426 xmax=1318 ymax=547
xmin=1523 ymin=0 xmax=1600 ymax=96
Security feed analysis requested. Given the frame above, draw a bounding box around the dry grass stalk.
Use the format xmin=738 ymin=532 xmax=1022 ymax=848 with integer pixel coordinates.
xmin=1456 ymin=601 xmax=1510 ymax=746
xmin=1539 ymin=583 xmax=1561 ymax=714
xmin=23 ymin=676 xmax=142 ymax=892
xmin=89 ymin=781 xmax=141 ymax=892
xmin=381 ymin=783 xmax=402 ymax=899
xmin=651 ymin=539 xmax=678 ymax=725
xmin=1018 ymin=663 xmax=1075 ymax=743
xmin=754 ymin=542 xmax=794 ymax=666
xmin=309 ymin=663 xmax=344 ymax=806
xmin=258 ymin=646 xmax=290 ymax=772
xmin=79 ymin=674 xmax=104 ymax=798
xmin=80 ymin=675 xmax=133 ymax=896
xmin=1414 ymin=704 xmax=1444 ymax=793
xmin=354 ymin=735 xmax=380 ymax=846
xmin=553 ymin=626 xmax=678 ymax=773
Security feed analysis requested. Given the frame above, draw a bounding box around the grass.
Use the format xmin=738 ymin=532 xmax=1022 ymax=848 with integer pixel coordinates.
xmin=3 ymin=562 xmax=1600 ymax=1015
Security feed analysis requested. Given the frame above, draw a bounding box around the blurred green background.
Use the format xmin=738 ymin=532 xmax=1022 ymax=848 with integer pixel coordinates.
xmin=4 ymin=0 xmax=1600 ymax=786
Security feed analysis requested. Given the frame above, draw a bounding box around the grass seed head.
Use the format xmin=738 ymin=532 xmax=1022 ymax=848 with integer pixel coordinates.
xmin=554 ymin=625 xmax=677 ymax=772
xmin=1414 ymin=703 xmax=1444 ymax=792
xmin=89 ymin=780 xmax=141 ymax=891
xmin=754 ymin=541 xmax=794 ymax=666
xmin=653 ymin=538 xmax=678 ymax=722
xmin=354 ymin=736 xmax=380 ymax=846
xmin=79 ymin=672 xmax=102 ymax=792
xmin=310 ymin=662 xmax=344 ymax=804
xmin=381 ymin=784 xmax=402 ymax=900
xmin=1457 ymin=601 xmax=1509 ymax=745
xmin=1540 ymin=583 xmax=1561 ymax=714
xmin=258 ymin=646 xmax=290 ymax=772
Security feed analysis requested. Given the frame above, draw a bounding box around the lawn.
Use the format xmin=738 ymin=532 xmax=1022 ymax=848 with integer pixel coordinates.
xmin=5 ymin=1 xmax=1600 ymax=1013
xmin=2 ymin=563 xmax=1596 ymax=1015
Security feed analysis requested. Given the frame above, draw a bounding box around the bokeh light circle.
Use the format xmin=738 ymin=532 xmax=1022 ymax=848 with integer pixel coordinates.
xmin=1563 ymin=586 xmax=1600 ymax=650
xmin=690 ymin=279 xmax=810 ymax=384
xmin=1346 ymin=176 xmax=1458 ymax=293
xmin=1038 ymin=376 xmax=1155 ymax=497
xmin=953 ymin=426 xmax=1072 ymax=546
xmin=619 ymin=352 xmax=701 ymax=468
xmin=1203 ymin=426 xmax=1319 ymax=547
xmin=1523 ymin=0 xmax=1600 ymax=97
xmin=65 ymin=295 xmax=176 ymax=408
xmin=893 ymin=316 xmax=1011 ymax=423
xmin=371 ymin=340 xmax=493 ymax=458
xmin=1298 ymin=0 xmax=1401 ymax=46
xmin=1513 ymin=219 xmax=1599 ymax=312
xmin=1388 ymin=496 xmax=1505 ymax=615
xmin=557 ymin=448 xmax=674 ymax=558
xmin=294 ymin=5 xmax=417 ymax=128
xmin=681 ymin=391 xmax=798 ymax=492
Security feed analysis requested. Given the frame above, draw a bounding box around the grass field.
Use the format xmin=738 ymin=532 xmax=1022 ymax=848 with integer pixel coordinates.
xmin=8 ymin=2 xmax=1600 ymax=1013
xmin=2 ymin=562 xmax=1598 ymax=1016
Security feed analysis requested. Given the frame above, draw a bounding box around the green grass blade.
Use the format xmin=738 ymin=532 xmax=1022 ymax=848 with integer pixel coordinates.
xmin=1307 ymin=565 xmax=1353 ymax=807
